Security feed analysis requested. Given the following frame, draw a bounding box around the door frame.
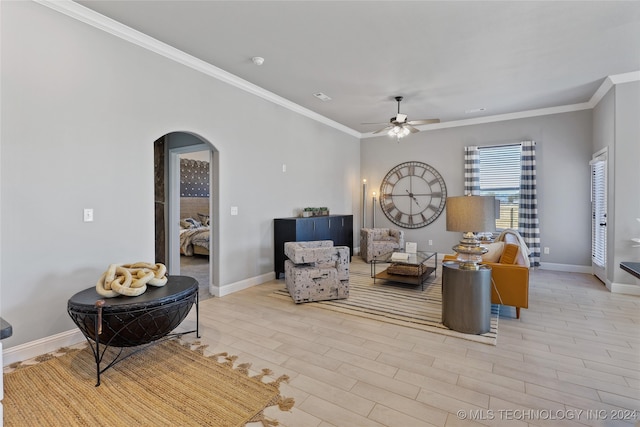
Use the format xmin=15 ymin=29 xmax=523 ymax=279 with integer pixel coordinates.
xmin=168 ymin=143 xmax=216 ymax=290
xmin=590 ymin=147 xmax=608 ymax=284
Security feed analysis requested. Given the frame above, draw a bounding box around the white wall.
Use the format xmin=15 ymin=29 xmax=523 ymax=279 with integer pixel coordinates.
xmin=0 ymin=2 xmax=360 ymax=347
xmin=612 ymin=81 xmax=640 ymax=285
xmin=361 ymin=110 xmax=593 ymax=268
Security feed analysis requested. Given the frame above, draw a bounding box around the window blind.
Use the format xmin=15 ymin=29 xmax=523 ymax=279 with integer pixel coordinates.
xmin=478 ymin=144 xmax=521 ymax=229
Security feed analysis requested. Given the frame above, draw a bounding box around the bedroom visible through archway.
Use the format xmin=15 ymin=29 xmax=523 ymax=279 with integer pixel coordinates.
xmin=154 ymin=132 xmax=218 ymax=301
xmin=178 ymin=149 xmax=211 ymax=299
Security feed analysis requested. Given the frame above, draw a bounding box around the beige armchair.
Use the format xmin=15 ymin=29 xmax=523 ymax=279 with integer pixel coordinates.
xmin=360 ymin=228 xmax=405 ymax=263
xmin=284 ymin=241 xmax=350 ymax=303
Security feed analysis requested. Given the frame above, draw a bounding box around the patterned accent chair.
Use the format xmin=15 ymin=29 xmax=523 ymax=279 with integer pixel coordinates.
xmin=284 ymin=241 xmax=350 ymax=303
xmin=360 ymin=228 xmax=405 ymax=263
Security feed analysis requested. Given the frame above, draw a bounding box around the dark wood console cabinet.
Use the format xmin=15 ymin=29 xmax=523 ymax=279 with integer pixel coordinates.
xmin=274 ymin=215 xmax=353 ymax=278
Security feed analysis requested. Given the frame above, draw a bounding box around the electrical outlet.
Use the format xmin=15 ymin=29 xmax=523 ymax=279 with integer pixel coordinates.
xmin=428 ymin=240 xmax=433 ymax=246
xmin=543 ymin=247 xmax=550 ymax=254
xmin=83 ymin=208 xmax=94 ymax=222
xmin=230 ymin=206 xmax=238 ymax=216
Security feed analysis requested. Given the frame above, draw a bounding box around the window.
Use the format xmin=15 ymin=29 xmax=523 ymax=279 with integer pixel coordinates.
xmin=477 ymin=144 xmax=521 ymax=230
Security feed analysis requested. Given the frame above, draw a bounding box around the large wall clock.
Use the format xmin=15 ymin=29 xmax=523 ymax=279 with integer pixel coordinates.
xmin=379 ymin=161 xmax=447 ymax=229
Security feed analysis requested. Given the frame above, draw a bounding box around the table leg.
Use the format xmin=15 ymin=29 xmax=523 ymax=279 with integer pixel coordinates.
xmin=196 ymin=293 xmax=200 ymax=338
xmin=69 ymin=293 xmax=198 ymax=386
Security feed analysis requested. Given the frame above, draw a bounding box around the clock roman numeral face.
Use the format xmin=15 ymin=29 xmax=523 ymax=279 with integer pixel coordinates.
xmin=378 ymin=161 xmax=447 ymax=229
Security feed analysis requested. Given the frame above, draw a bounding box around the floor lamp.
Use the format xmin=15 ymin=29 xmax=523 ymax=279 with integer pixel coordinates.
xmin=372 ymin=191 xmax=377 ymax=228
xmin=362 ymin=179 xmax=367 ymax=229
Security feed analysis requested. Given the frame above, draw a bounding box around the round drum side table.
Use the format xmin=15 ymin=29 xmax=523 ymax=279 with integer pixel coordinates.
xmin=68 ymin=275 xmax=199 ymax=385
xmin=442 ymin=262 xmax=492 ymax=334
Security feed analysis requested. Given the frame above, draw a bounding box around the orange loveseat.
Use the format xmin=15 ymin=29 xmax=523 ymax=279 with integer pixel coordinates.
xmin=444 ymin=230 xmax=530 ymax=318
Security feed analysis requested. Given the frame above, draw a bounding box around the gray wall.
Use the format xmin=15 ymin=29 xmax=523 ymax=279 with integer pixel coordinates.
xmin=361 ymin=110 xmax=593 ymax=267
xmin=612 ymin=81 xmax=640 ymax=284
xmin=0 ymin=2 xmax=360 ymax=347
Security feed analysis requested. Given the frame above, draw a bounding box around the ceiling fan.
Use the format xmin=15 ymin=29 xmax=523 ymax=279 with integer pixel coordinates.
xmin=366 ymin=96 xmax=440 ymax=141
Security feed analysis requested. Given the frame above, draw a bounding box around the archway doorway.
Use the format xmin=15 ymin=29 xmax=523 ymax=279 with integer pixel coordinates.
xmin=154 ymin=132 xmax=218 ymax=300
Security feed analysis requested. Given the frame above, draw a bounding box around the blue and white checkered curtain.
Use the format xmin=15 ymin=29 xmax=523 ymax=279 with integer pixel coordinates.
xmin=464 ymin=145 xmax=480 ymax=195
xmin=519 ymin=141 xmax=540 ymax=266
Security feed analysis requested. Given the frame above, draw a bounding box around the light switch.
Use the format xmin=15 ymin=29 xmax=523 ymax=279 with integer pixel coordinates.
xmin=83 ymin=208 xmax=94 ymax=222
xmin=231 ymin=206 xmax=238 ymax=216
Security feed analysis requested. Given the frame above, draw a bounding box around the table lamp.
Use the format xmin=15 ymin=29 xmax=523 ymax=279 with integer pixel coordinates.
xmin=446 ymin=195 xmax=496 ymax=270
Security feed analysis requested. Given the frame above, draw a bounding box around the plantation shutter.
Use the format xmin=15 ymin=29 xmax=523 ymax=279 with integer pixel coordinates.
xmin=590 ymin=154 xmax=607 ymax=268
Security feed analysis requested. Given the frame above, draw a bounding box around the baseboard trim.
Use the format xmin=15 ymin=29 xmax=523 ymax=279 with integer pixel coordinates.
xmin=610 ymin=280 xmax=640 ymax=296
xmin=538 ymin=262 xmax=592 ymax=274
xmin=211 ymin=271 xmax=276 ymax=297
xmin=539 ymin=263 xmax=640 ymax=295
xmin=3 ymin=329 xmax=85 ymax=367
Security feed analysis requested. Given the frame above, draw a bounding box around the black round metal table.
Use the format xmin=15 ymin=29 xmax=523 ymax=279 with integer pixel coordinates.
xmin=67 ymin=275 xmax=199 ymax=385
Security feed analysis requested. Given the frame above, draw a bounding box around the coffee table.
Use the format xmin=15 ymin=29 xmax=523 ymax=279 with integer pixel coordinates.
xmin=371 ymin=251 xmax=438 ymax=290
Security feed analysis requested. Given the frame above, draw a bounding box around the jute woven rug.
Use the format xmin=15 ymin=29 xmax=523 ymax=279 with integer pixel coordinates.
xmin=273 ymin=257 xmax=499 ymax=345
xmin=4 ymin=339 xmax=294 ymax=427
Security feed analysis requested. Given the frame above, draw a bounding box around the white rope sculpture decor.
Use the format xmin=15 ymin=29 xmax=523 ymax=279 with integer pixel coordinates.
xmin=96 ymin=262 xmax=168 ymax=298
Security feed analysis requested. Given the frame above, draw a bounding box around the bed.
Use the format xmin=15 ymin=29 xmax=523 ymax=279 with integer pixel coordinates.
xmin=180 ymin=197 xmax=210 ymax=256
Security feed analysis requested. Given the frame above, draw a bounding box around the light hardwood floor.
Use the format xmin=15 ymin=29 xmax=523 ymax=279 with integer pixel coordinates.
xmin=181 ymin=260 xmax=640 ymax=427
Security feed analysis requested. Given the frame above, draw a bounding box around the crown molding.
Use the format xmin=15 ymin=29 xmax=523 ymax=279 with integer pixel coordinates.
xmin=362 ymin=70 xmax=640 ymax=139
xmin=35 ymin=0 xmax=361 ymax=139
xmin=361 ymin=102 xmax=594 ymax=138
xmin=609 ymin=70 xmax=640 ymax=85
xmin=32 ymin=1 xmax=640 ymax=141
xmin=587 ymin=70 xmax=640 ymax=108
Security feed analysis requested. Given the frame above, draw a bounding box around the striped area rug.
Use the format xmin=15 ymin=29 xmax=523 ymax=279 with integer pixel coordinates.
xmin=273 ymin=258 xmax=499 ymax=345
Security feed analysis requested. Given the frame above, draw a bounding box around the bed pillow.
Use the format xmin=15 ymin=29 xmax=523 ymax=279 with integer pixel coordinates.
xmin=180 ymin=218 xmax=201 ymax=229
xmin=198 ymin=213 xmax=210 ymax=227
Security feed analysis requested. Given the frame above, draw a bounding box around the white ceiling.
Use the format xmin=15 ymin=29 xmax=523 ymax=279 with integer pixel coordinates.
xmin=75 ymin=0 xmax=640 ymax=136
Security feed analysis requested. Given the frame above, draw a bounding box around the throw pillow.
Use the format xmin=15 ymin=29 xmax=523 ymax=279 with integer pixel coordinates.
xmin=481 ymin=242 xmax=505 ymax=263
xmin=198 ymin=213 xmax=210 ymax=227
xmin=184 ymin=217 xmax=202 ymax=228
xmin=500 ymin=243 xmax=520 ymax=264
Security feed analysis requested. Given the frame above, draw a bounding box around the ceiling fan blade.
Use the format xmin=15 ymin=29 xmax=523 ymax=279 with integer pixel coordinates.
xmin=406 ymin=118 xmax=441 ymax=125
xmin=361 ymin=122 xmax=389 ymax=125
xmin=372 ymin=126 xmax=392 ymax=134
xmin=405 ymin=124 xmax=420 ymax=134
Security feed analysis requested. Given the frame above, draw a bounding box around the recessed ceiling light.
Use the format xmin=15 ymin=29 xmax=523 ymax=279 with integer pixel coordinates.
xmin=313 ymin=92 xmax=332 ymax=101
xmin=251 ymin=56 xmax=265 ymax=66
xmin=465 ymin=107 xmax=487 ymax=113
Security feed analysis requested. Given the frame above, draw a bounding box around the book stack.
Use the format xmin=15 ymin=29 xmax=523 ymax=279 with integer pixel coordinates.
xmin=391 ymin=252 xmax=410 ymax=262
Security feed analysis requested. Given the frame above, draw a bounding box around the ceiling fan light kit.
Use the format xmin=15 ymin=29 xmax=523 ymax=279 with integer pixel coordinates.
xmin=388 ymin=125 xmax=410 ymax=140
xmin=369 ymin=96 xmax=440 ymax=142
